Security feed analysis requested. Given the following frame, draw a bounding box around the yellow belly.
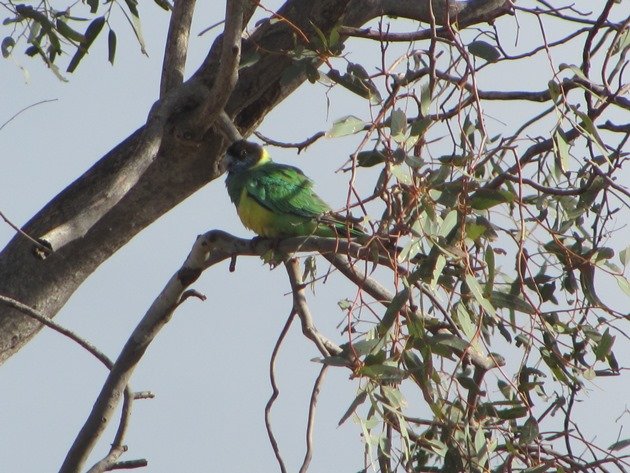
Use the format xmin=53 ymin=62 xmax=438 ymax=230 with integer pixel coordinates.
xmin=237 ymin=189 xmax=279 ymax=237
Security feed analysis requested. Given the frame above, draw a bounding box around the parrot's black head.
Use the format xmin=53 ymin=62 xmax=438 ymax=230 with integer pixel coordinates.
xmin=224 ymin=140 xmax=269 ymax=174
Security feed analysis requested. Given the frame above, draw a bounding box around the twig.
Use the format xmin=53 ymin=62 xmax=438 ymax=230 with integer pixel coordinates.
xmin=254 ymin=131 xmax=326 ymax=153
xmin=0 ymin=295 xmax=113 ymax=369
xmin=198 ymin=19 xmax=225 ymax=37
xmin=0 ymin=210 xmax=54 ymax=256
xmin=299 ymin=365 xmax=328 ymax=473
xmin=0 ymin=99 xmax=57 ymax=132
xmin=264 ymin=311 xmax=295 ymax=473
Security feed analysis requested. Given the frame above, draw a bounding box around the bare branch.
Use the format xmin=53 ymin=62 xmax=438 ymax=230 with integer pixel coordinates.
xmin=339 ymin=25 xmax=436 ymax=42
xmin=59 ymin=230 xmax=362 ymax=472
xmin=299 ymin=365 xmax=328 ymax=473
xmin=254 ymin=130 xmax=326 ymax=153
xmin=58 ymin=233 xmax=212 ymax=472
xmin=0 ymin=98 xmax=57 ymax=132
xmin=264 ymin=311 xmax=295 ymax=473
xmin=285 ymin=258 xmax=343 ymax=357
xmin=0 ymin=295 xmax=113 ymax=369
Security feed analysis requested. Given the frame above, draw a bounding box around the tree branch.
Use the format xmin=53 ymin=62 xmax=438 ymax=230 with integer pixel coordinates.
xmin=285 ymin=258 xmax=343 ymax=357
xmin=345 ymin=0 xmax=513 ymax=27
xmin=160 ymin=0 xmax=196 ymax=97
xmin=264 ymin=311 xmax=295 ymax=473
xmin=58 ymin=231 xmax=362 ymax=472
xmin=59 ymin=233 xmax=218 ymax=472
xmin=177 ymin=0 xmax=245 ymax=141
xmin=299 ymin=365 xmax=328 ymax=473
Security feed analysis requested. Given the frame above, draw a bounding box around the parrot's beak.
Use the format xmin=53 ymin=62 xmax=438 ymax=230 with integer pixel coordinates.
xmin=219 ymin=150 xmax=234 ymax=175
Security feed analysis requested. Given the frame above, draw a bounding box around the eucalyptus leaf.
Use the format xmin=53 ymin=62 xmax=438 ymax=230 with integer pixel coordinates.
xmin=326 ymin=115 xmax=366 ymax=137
xmin=468 ymin=40 xmax=501 ymax=62
xmin=107 ymin=29 xmax=116 ymax=65
xmin=470 ymin=188 xmax=514 ymax=210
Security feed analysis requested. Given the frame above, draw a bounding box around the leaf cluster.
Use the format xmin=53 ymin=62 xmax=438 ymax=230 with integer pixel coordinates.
xmin=1 ymin=0 xmax=165 ymax=78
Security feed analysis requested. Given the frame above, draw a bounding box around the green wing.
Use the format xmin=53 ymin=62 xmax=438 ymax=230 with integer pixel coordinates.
xmin=227 ymin=160 xmax=365 ymax=238
xmin=246 ymin=163 xmax=331 ymax=218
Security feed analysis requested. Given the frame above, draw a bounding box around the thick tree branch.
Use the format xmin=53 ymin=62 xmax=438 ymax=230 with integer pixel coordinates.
xmin=344 ymin=0 xmax=513 ymax=27
xmin=160 ymin=0 xmax=196 ymax=98
xmin=177 ymin=0 xmax=245 ymax=141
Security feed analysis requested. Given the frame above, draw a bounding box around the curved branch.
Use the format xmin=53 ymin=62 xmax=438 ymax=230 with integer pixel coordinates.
xmin=264 ymin=311 xmax=294 ymax=473
xmin=299 ymin=365 xmax=328 ymax=473
xmin=285 ymin=258 xmax=343 ymax=357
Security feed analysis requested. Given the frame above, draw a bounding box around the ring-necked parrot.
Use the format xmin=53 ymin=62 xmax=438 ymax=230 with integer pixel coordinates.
xmin=224 ymin=140 xmax=365 ymax=239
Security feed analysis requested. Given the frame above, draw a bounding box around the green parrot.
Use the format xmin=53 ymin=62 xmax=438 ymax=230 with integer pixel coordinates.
xmin=224 ymin=140 xmax=366 ymax=239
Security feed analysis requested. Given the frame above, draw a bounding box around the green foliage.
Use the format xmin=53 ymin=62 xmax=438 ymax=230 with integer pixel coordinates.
xmin=286 ymin=5 xmax=629 ymax=472
xmin=1 ymin=0 xmax=161 ymax=77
